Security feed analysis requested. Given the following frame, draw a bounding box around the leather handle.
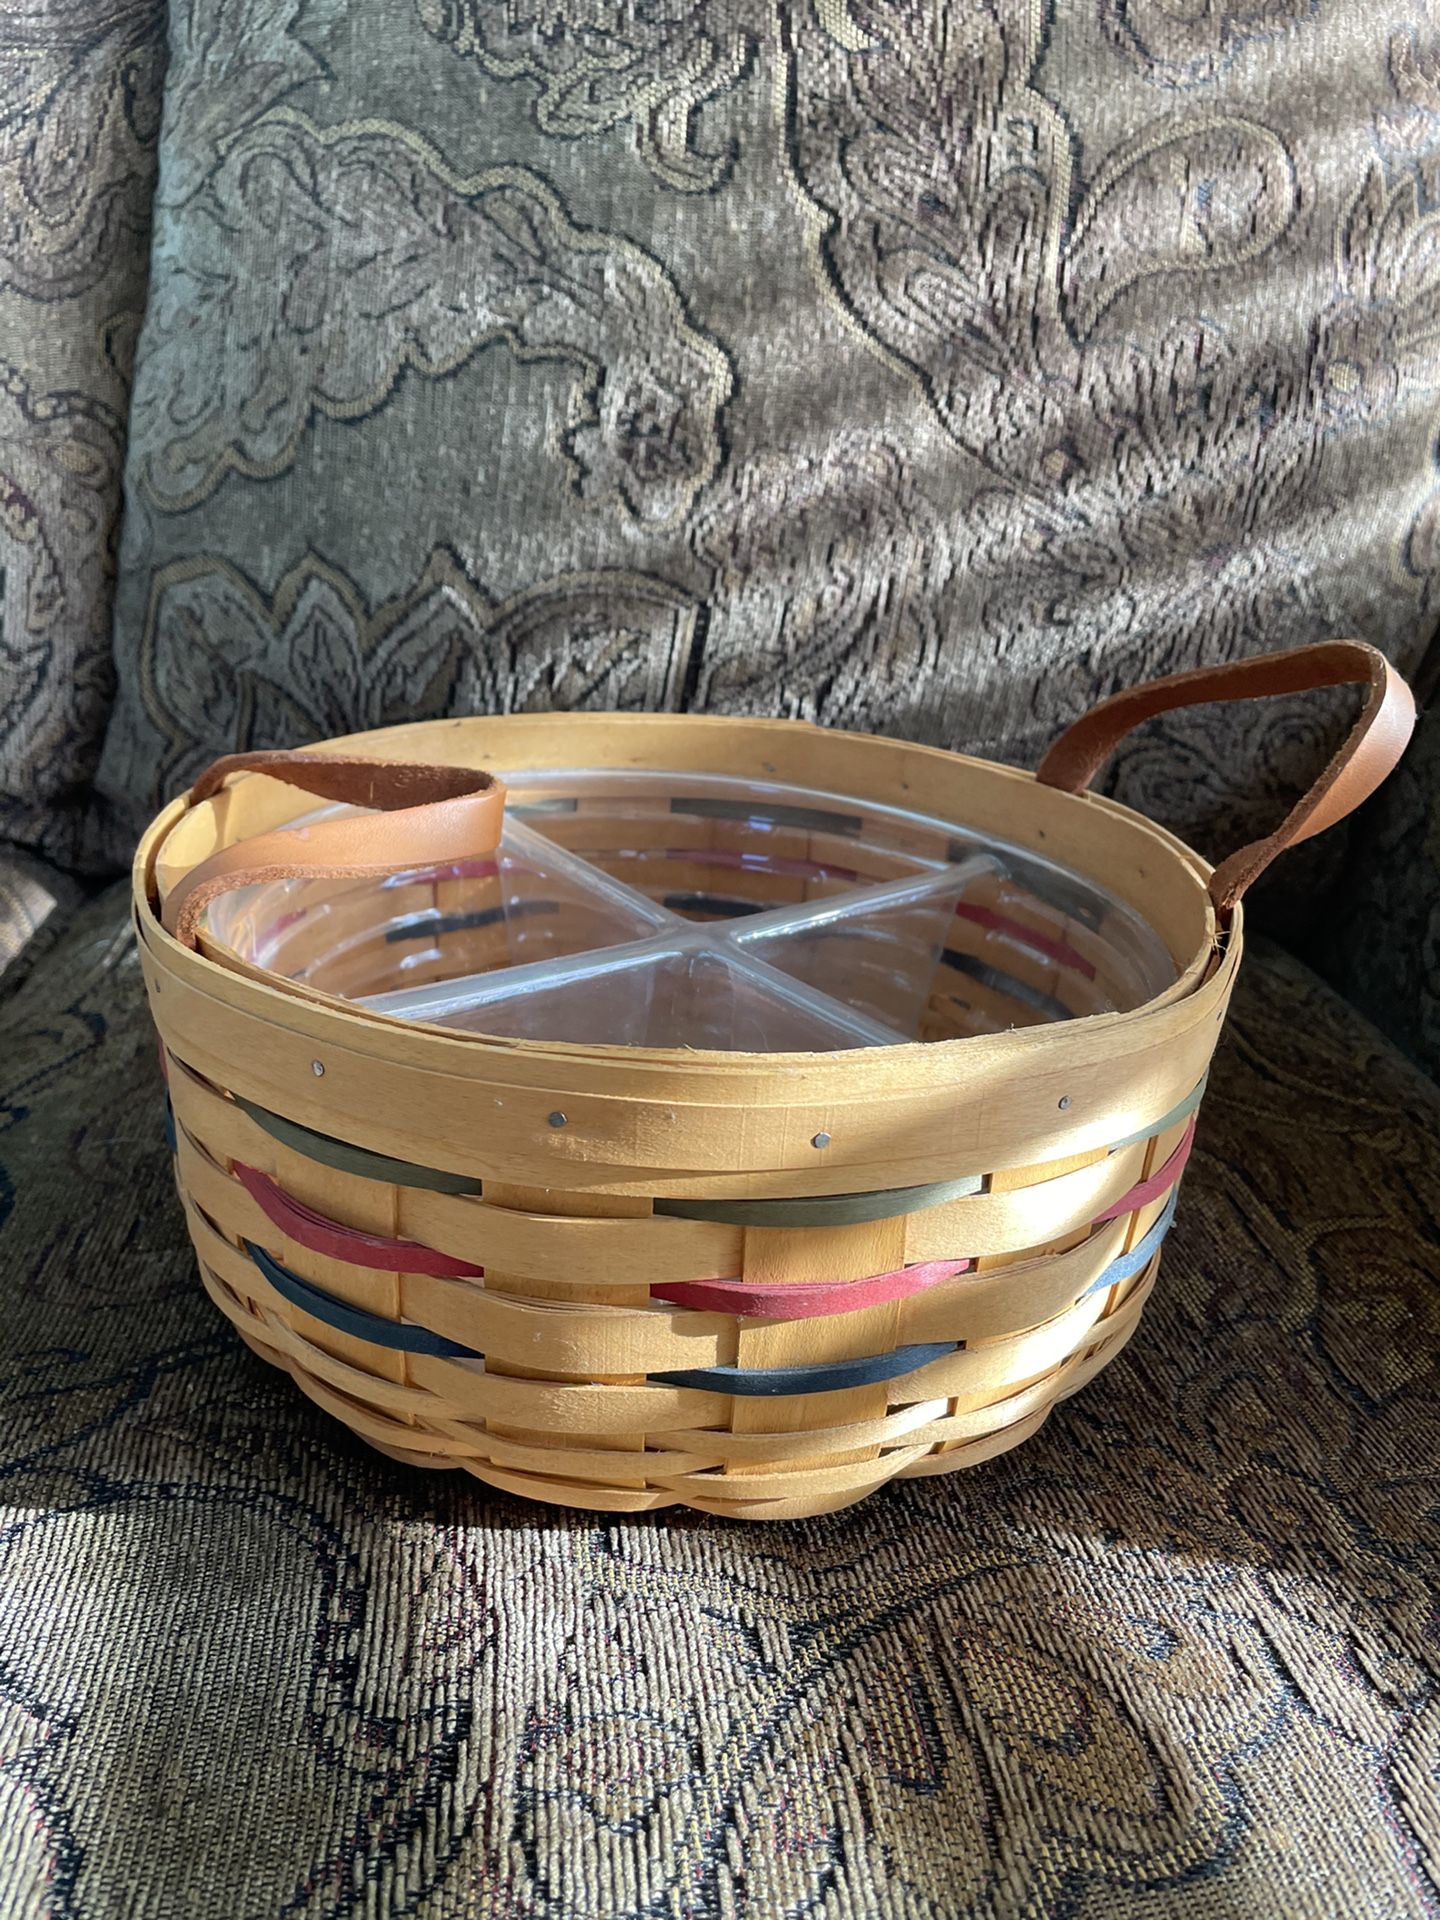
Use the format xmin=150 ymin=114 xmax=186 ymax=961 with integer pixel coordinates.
xmin=1035 ymin=641 xmax=1417 ymax=915
xmin=161 ymin=749 xmax=506 ymax=950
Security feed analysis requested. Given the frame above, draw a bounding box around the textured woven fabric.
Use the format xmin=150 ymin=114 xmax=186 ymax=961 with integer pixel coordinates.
xmin=0 ymin=848 xmax=82 ymax=990
xmin=91 ymin=0 xmax=1440 ymax=923
xmin=0 ymin=2 xmax=166 ymax=867
xmin=1 ymin=888 xmax=1437 ymax=1918
xmin=1320 ymin=697 xmax=1440 ymax=1078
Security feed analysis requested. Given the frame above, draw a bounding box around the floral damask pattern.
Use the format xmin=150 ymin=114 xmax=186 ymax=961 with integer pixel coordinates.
xmin=0 ymin=369 xmax=125 ymax=852
xmin=0 ymin=1489 xmax=482 ymax=1915
xmin=1103 ymin=0 xmax=1315 ymax=88
xmin=688 ymin=433 xmax=954 ymax=731
xmin=415 ymin=0 xmax=759 ymax=190
xmin=133 ymin=550 xmax=697 ymax=793
xmin=771 ymin=0 xmax=1372 ymax=777
xmin=785 ymin=0 xmax=1301 ymax=457
xmin=759 ymin=0 xmax=1440 ymax=905
xmin=1370 ymin=0 xmax=1440 ymax=625
xmin=1317 ymin=161 xmax=1440 ymax=428
xmin=958 ymin=335 xmax=1336 ymax=795
xmin=158 ymin=0 xmax=325 ymax=207
xmin=780 ymin=0 xmax=1335 ymax=699
xmin=0 ymin=3 xmax=165 ymax=872
xmin=0 ymin=0 xmax=165 ymax=302
xmin=1384 ymin=0 xmax=1440 ymax=167
xmin=129 ymin=112 xmax=730 ymax=522
xmin=118 ymin=434 xmax=963 ymax=783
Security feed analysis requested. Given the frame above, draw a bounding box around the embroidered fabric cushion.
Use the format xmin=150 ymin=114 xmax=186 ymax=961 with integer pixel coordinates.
xmin=92 ymin=1 xmax=1440 ymax=899
xmin=0 ymin=3 xmax=166 ymax=867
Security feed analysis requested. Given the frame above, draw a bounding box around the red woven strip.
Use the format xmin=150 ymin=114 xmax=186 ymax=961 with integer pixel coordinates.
xmin=230 ymin=1110 xmax=1193 ymax=1316
xmin=655 ymin=1118 xmax=1196 ymax=1321
xmin=232 ymin=1163 xmax=485 ymax=1277
xmin=1092 ymin=1116 xmax=1196 ymax=1222
xmin=653 ymin=1258 xmax=972 ymax=1319
xmin=953 ymin=901 xmax=1097 ymax=979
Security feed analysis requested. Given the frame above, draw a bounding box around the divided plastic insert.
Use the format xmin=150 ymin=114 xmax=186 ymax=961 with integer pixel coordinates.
xmin=200 ymin=768 xmax=1177 ymax=1051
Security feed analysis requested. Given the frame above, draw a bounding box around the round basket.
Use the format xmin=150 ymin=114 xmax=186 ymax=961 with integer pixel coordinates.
xmin=134 ymin=643 xmax=1414 ymax=1519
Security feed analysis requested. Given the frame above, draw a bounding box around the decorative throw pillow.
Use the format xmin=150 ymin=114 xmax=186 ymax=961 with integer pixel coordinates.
xmin=94 ymin=0 xmax=1440 ymax=915
xmin=0 ymin=1 xmax=166 ymax=868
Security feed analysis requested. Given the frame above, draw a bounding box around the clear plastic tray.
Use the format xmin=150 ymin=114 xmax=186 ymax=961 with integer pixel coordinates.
xmin=201 ymin=768 xmax=1177 ymax=1051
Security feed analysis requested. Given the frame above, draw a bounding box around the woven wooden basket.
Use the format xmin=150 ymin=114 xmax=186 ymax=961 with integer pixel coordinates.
xmin=134 ymin=643 xmax=1414 ymax=1519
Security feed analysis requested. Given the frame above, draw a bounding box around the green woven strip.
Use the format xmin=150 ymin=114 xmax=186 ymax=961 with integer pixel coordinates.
xmin=654 ymin=1173 xmax=985 ymax=1228
xmin=1105 ymin=1075 xmax=1208 ymax=1155
xmin=236 ymin=1074 xmax=1209 ymax=1219
xmin=655 ymin=1076 xmax=1209 ymax=1227
xmin=235 ymin=1097 xmax=482 ymax=1194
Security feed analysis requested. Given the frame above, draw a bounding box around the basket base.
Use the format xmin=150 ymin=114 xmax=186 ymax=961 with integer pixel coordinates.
xmin=229 ymin=1278 xmax=1152 ymax=1521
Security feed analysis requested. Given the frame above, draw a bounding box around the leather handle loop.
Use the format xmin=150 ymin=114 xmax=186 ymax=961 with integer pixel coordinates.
xmin=161 ymin=749 xmax=506 ymax=951
xmin=1035 ymin=641 xmax=1417 ymax=915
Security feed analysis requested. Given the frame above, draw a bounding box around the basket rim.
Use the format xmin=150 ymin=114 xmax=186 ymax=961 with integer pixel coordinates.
xmin=134 ymin=712 xmax=1240 ymax=1195
xmin=140 ymin=709 xmax=1225 ymax=993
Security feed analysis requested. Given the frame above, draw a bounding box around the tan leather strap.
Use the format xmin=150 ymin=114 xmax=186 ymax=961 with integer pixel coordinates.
xmin=1035 ymin=641 xmax=1417 ymax=914
xmin=162 ymin=750 xmax=506 ymax=950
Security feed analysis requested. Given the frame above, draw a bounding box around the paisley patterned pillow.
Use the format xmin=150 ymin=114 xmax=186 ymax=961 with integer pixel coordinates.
xmin=0 ymin=1 xmax=166 ymax=867
xmin=91 ymin=0 xmax=1440 ymax=905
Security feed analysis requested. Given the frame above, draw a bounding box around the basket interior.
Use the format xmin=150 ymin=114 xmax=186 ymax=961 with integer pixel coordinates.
xmin=200 ymin=769 xmax=1177 ymax=1050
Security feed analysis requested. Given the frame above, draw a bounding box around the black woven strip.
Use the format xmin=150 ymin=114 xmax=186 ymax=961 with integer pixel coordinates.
xmin=654 ymin=1341 xmax=958 ymax=1396
xmin=938 ymin=948 xmax=1074 ymax=1022
xmin=384 ymin=899 xmax=561 ymax=943
xmin=662 ymin=894 xmax=766 ymax=918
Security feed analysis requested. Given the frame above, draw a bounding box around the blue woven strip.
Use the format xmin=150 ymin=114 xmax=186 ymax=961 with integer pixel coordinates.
xmin=246 ymin=1242 xmax=482 ymax=1360
xmin=1080 ymin=1189 xmax=1179 ymax=1298
xmin=652 ymin=1341 xmax=959 ymax=1397
xmin=163 ymin=1097 xmax=177 ymax=1156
